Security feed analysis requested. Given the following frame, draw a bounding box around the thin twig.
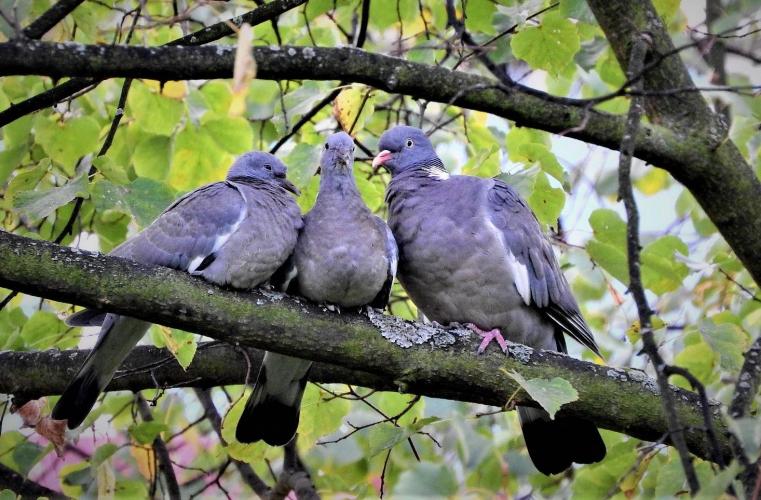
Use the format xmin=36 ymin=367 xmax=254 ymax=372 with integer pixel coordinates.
xmin=617 ymin=32 xmax=700 ymax=494
xmin=194 ymin=389 xmax=271 ymax=497
xmin=136 ymin=395 xmax=181 ymax=500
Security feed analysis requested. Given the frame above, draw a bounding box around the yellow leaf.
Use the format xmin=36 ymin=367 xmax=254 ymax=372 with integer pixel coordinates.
xmin=97 ymin=460 xmax=116 ymax=500
xmin=332 ymin=85 xmax=375 ymax=135
xmin=130 ymin=444 xmax=156 ymax=481
xmin=143 ymin=80 xmax=188 ymax=100
xmin=635 ymin=167 xmax=669 ymax=195
xmin=620 ymin=449 xmax=657 ymax=494
xmin=229 ymin=23 xmax=256 ymax=117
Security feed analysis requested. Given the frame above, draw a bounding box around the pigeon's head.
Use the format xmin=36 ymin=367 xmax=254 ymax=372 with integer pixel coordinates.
xmin=373 ymin=126 xmax=437 ymax=175
xmin=227 ymin=151 xmax=300 ymax=195
xmin=320 ymin=131 xmax=355 ymax=174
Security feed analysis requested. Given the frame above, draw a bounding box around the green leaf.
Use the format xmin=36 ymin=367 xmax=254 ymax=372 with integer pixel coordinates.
xmin=93 ymin=156 xmax=132 ymax=185
xmin=91 ymin=443 xmax=119 ymax=468
xmin=34 ymin=115 xmax=100 ymax=175
xmin=91 ymin=178 xmax=175 ymax=228
xmin=60 ymin=461 xmax=92 ymax=498
xmin=526 ymin=172 xmax=565 ymax=226
xmin=298 ymin=384 xmax=351 ymax=447
xmin=393 ymin=462 xmax=459 ymax=497
xmin=589 ymin=208 xmax=627 ymax=245
xmin=283 ymin=143 xmax=320 ymax=190
xmin=505 ymin=371 xmax=578 ymax=419
xmin=14 ymin=173 xmax=88 ymax=221
xmin=0 ymin=146 xmax=26 ymax=186
xmin=367 ymin=423 xmax=406 ymax=457
xmin=133 ymin=135 xmax=171 ymax=181
xmin=127 ymin=80 xmax=184 ymax=136
xmin=169 ymin=125 xmax=229 ymax=191
xmin=699 ymin=319 xmax=749 ymax=372
xmin=128 ymin=421 xmax=168 ymax=445
xmin=19 ymin=310 xmax=68 ymax=349
xmin=672 ymin=341 xmax=715 ymax=389
xmin=202 ymin=114 xmax=254 ymax=154
xmin=464 ymin=0 xmax=496 ymax=35
xmin=513 ymin=143 xmax=567 ymax=187
xmin=154 ymin=326 xmax=197 ymax=370
xmin=640 ymin=235 xmax=689 ymax=294
xmin=511 ymin=13 xmax=580 ymax=75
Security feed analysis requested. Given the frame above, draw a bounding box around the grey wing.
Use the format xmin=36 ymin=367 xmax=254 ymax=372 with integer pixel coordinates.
xmin=370 ymin=217 xmax=398 ymax=309
xmin=112 ymin=181 xmax=246 ymax=273
xmin=68 ymin=182 xmax=246 ymax=325
xmin=487 ymin=180 xmax=599 ymax=355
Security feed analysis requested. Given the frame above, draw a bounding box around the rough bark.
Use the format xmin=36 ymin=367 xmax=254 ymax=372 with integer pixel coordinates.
xmin=0 ymin=39 xmax=759 ymax=288
xmin=0 ymin=230 xmax=734 ymax=464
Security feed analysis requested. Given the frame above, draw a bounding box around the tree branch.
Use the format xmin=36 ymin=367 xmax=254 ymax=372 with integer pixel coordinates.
xmin=0 ymin=0 xmax=307 ymax=128
xmin=0 ymin=463 xmax=65 ymax=499
xmin=616 ymin=32 xmax=700 ymax=494
xmin=1 ymin=39 xmax=760 ymax=290
xmin=194 ymin=389 xmax=272 ymax=497
xmin=0 ymin=230 xmax=734 ymax=464
xmin=21 ymin=0 xmax=85 ymax=40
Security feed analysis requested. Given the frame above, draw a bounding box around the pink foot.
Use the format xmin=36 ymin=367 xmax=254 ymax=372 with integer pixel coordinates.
xmin=466 ymin=323 xmax=508 ymax=354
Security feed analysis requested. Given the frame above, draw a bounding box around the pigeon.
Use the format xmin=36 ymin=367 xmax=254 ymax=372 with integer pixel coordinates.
xmin=373 ymin=125 xmax=606 ymax=475
xmin=52 ymin=152 xmax=303 ymax=429
xmin=236 ymin=131 xmax=397 ymax=446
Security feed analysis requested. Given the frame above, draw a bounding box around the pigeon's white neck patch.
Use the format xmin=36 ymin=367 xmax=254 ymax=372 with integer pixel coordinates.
xmin=423 ymin=165 xmax=450 ymax=180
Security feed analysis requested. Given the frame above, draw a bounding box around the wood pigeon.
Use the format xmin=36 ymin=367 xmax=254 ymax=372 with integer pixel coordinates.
xmin=52 ymin=152 xmax=303 ymax=429
xmin=236 ymin=131 xmax=397 ymax=446
xmin=373 ymin=125 xmax=606 ymax=475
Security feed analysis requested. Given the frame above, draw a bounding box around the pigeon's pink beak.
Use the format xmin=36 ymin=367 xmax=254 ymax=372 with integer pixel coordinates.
xmin=372 ymin=150 xmax=393 ymax=171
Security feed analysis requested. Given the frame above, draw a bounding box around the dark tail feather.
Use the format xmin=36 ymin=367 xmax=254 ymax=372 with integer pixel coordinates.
xmin=235 ymin=353 xmax=310 ymax=446
xmin=51 ymin=363 xmax=103 ymax=429
xmin=52 ymin=315 xmax=150 ymax=429
xmin=518 ymin=407 xmax=606 ymax=475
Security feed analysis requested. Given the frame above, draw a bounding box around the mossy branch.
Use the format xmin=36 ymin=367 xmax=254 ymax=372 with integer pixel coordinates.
xmin=0 ymin=230 xmax=734 ymax=463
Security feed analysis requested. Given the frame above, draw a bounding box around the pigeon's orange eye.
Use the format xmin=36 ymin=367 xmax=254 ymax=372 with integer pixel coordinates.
xmin=406 ymin=139 xmax=414 ymax=148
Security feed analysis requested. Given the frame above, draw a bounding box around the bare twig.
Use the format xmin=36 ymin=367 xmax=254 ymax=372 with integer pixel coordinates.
xmin=194 ymin=389 xmax=272 ymax=497
xmin=617 ymin=32 xmax=699 ymax=494
xmin=136 ymin=395 xmax=181 ymax=500
xmin=269 ymin=438 xmax=320 ymax=500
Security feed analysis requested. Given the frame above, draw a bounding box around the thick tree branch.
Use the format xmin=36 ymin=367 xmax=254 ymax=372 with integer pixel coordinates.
xmin=21 ymin=0 xmax=85 ymax=40
xmin=1 ymin=39 xmax=760 ymax=289
xmin=0 ymin=0 xmax=306 ymax=128
xmin=0 ymin=231 xmax=734 ymax=464
xmin=0 ymin=463 xmax=66 ymax=499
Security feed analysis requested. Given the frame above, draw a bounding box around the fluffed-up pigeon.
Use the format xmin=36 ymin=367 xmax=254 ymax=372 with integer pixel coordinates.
xmin=236 ymin=131 xmax=397 ymax=446
xmin=52 ymin=152 xmax=303 ymax=429
xmin=373 ymin=125 xmax=606 ymax=475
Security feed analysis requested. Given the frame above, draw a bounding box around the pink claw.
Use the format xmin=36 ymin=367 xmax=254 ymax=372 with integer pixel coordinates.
xmin=466 ymin=323 xmax=508 ymax=354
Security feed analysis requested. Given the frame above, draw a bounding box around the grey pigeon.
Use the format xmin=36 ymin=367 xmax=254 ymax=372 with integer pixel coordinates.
xmin=373 ymin=125 xmax=605 ymax=475
xmin=236 ymin=131 xmax=397 ymax=446
xmin=52 ymin=152 xmax=303 ymax=429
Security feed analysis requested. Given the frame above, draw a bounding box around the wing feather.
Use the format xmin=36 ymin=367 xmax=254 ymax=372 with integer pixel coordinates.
xmin=486 ymin=179 xmax=599 ymax=355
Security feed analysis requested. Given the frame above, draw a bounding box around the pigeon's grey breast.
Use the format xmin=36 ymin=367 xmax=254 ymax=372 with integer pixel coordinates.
xmin=295 ymin=190 xmax=389 ymax=307
xmin=386 ymin=173 xmax=557 ymax=350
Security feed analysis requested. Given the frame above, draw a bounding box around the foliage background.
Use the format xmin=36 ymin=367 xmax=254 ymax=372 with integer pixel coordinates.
xmin=0 ymin=0 xmax=760 ymax=497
